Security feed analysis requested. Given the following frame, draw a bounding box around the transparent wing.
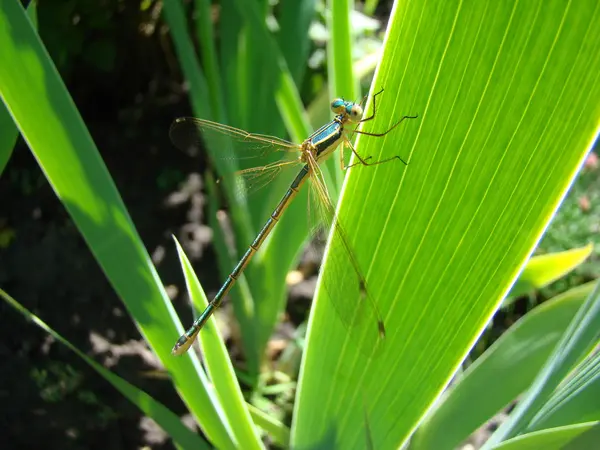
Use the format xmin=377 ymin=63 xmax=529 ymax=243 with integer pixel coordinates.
xmin=169 ymin=117 xmax=299 ymax=159
xmin=170 ymin=117 xmax=303 ymax=201
xmin=305 ymin=152 xmax=385 ymax=359
xmin=231 ymin=159 xmax=300 ymax=200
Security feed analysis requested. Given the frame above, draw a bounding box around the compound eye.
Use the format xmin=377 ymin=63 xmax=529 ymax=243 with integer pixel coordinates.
xmin=348 ymin=104 xmax=363 ymax=121
xmin=330 ymin=98 xmax=345 ymax=114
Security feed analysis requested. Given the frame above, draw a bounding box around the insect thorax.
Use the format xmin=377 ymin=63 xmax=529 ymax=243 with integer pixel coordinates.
xmin=299 ymin=140 xmax=318 ymax=163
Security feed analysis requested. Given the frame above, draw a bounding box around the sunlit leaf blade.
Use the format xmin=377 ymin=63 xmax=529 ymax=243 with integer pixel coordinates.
xmin=173 ymin=237 xmax=263 ymax=450
xmin=0 ymin=0 xmax=37 ymax=174
xmin=0 ymin=96 xmax=16 ymax=174
xmin=506 ymin=244 xmax=593 ymax=303
xmin=293 ymin=1 xmax=600 ymax=448
xmin=247 ymin=403 xmax=290 ymax=448
xmin=307 ymin=157 xmax=386 ymax=358
xmin=328 ymin=0 xmax=359 ymax=101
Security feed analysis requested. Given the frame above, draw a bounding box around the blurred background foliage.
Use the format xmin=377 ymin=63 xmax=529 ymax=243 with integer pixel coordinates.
xmin=1 ymin=0 xmax=599 ymax=449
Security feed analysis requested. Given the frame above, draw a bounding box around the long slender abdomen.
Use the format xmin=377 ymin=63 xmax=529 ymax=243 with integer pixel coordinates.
xmin=171 ymin=165 xmax=311 ymax=355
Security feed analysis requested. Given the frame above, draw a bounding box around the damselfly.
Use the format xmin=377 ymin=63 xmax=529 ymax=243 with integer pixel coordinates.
xmin=169 ymin=88 xmax=417 ymax=355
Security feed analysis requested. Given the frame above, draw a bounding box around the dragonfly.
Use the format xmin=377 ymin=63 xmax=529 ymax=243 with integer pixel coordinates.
xmin=169 ymin=88 xmax=417 ymax=356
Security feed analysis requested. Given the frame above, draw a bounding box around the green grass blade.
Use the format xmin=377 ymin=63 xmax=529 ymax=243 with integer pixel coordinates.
xmin=163 ymin=0 xmax=250 ymax=220
xmin=326 ymin=0 xmax=359 ymax=193
xmin=247 ymin=403 xmax=291 ymax=447
xmin=0 ymin=94 xmax=16 ymax=174
xmin=163 ymin=1 xmax=212 ymax=120
xmin=530 ymin=350 xmax=600 ymax=430
xmin=328 ymin=0 xmax=359 ymax=101
xmin=363 ymin=0 xmax=379 ymax=17
xmin=218 ymin=0 xmax=246 ymax=128
xmin=193 ymin=0 xmax=226 ymax=122
xmin=410 ymin=281 xmax=596 ymax=450
xmin=173 ymin=237 xmax=263 ymax=449
xmin=0 ymin=288 xmax=209 ymax=450
xmin=492 ymin=422 xmax=600 ymax=450
xmin=486 ymin=281 xmax=600 ymax=446
xmin=278 ymin=0 xmax=316 ymax=85
xmin=241 ymin=0 xmax=280 ymax=136
xmin=506 ymin=244 xmax=593 ymax=304
xmin=0 ymin=1 xmax=233 ymax=446
xmin=0 ymin=0 xmax=36 ymax=174
xmin=293 ymin=0 xmax=600 ymax=448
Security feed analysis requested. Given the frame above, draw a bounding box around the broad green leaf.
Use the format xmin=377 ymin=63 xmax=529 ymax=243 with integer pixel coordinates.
xmin=293 ymin=1 xmax=600 ymax=449
xmin=410 ymin=281 xmax=596 ymax=450
xmin=506 ymin=243 xmax=593 ymax=303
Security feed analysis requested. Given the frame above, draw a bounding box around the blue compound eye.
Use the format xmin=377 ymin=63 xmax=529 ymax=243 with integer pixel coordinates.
xmin=348 ymin=104 xmax=363 ymax=121
xmin=330 ymin=98 xmax=345 ymax=114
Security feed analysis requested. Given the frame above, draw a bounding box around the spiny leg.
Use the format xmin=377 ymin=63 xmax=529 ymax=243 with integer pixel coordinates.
xmin=338 ymin=139 xmax=372 ymax=171
xmin=342 ymin=136 xmax=407 ymax=169
xmin=356 ymin=87 xmax=384 ymax=112
xmin=343 ymin=87 xmax=388 ymax=159
xmin=344 ymin=88 xmax=418 ymax=168
xmin=357 ymin=88 xmax=419 ymax=135
xmin=358 ymin=87 xmax=386 ymax=124
xmin=355 ymin=114 xmax=419 ymax=139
